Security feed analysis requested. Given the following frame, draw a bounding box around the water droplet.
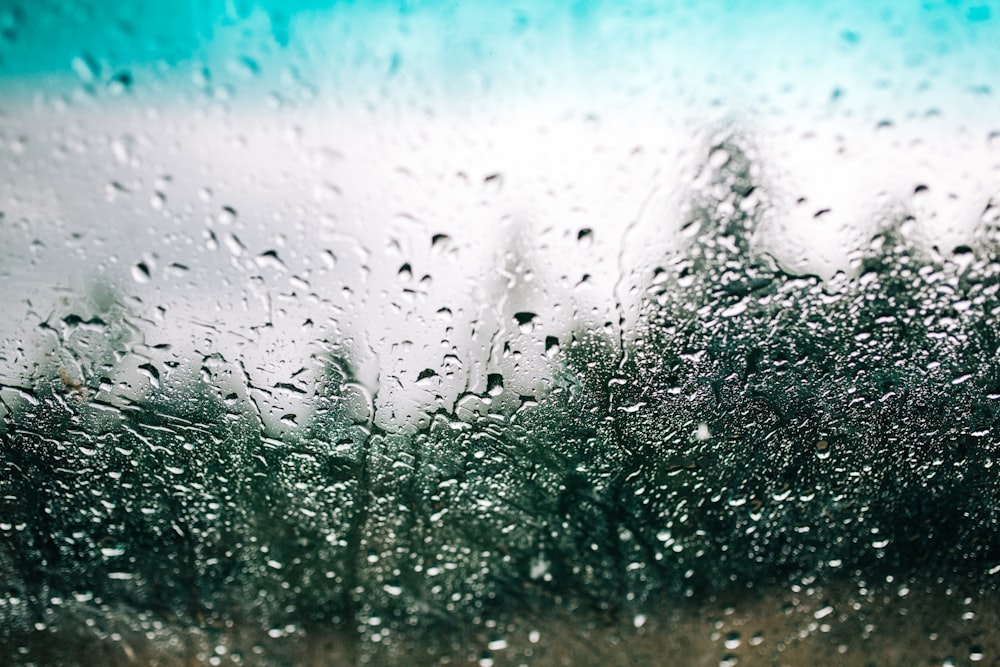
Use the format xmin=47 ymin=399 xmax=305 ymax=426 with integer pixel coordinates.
xmin=224 ymin=233 xmax=246 ymax=255
xmin=108 ymin=70 xmax=133 ymax=94
xmin=131 ymin=262 xmax=151 ymax=283
xmin=110 ymin=136 xmax=133 ymax=163
xmin=416 ymin=369 xmax=437 ymax=386
xmin=217 ymin=206 xmax=237 ymax=225
xmin=137 ymin=363 xmax=160 ymax=388
xmin=233 ymin=56 xmax=259 ymax=78
xmin=815 ymin=439 xmax=830 ymax=459
xmin=255 ymin=249 xmax=286 ymax=271
xmin=529 ymin=555 xmax=550 ymax=580
xmin=71 ymin=53 xmax=99 ymax=83
xmin=0 ymin=6 xmax=23 ymax=41
xmin=709 ymin=148 xmax=730 ymax=169
xmin=514 ymin=312 xmax=537 ymax=334
xmin=545 ymin=336 xmax=560 ymax=357
xmin=487 ymin=373 xmax=504 ymax=397
xmin=720 ymin=300 xmax=747 ymax=317
xmin=431 ymin=233 xmax=452 ymax=254
xmin=814 ymin=606 xmax=835 ymax=619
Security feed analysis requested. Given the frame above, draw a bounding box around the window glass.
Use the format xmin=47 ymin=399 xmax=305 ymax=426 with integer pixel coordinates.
xmin=2 ymin=2 xmax=999 ymax=665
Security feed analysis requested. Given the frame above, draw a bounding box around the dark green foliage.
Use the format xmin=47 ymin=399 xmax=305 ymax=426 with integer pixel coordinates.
xmin=0 ymin=373 xmax=265 ymax=628
xmin=247 ymin=355 xmax=371 ymax=629
xmin=602 ymin=137 xmax=1000 ymax=593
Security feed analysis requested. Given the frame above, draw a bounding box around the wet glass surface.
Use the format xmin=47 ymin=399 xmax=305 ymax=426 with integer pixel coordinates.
xmin=2 ymin=1 xmax=1000 ymax=665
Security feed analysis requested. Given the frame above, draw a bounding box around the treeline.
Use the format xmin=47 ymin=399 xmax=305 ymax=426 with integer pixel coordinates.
xmin=2 ymin=134 xmax=999 ymax=654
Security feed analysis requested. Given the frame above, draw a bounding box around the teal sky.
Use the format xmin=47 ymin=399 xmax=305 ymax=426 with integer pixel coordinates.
xmin=1 ymin=0 xmax=998 ymax=116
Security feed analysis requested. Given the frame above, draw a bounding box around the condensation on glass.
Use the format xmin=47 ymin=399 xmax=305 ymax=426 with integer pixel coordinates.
xmin=1 ymin=1 xmax=999 ymax=666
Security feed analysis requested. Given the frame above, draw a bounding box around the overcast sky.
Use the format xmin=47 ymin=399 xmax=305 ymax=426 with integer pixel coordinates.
xmin=1 ymin=0 xmax=998 ymax=430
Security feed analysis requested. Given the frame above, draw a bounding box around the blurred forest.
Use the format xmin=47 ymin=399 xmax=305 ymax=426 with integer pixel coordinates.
xmin=2 ymin=133 xmax=1000 ymax=663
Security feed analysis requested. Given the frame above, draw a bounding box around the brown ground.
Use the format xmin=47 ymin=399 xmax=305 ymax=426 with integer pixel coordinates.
xmin=5 ymin=576 xmax=1000 ymax=666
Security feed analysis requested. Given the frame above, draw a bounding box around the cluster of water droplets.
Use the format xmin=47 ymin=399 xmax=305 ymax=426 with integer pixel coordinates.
xmin=3 ymin=134 xmax=1000 ymax=665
